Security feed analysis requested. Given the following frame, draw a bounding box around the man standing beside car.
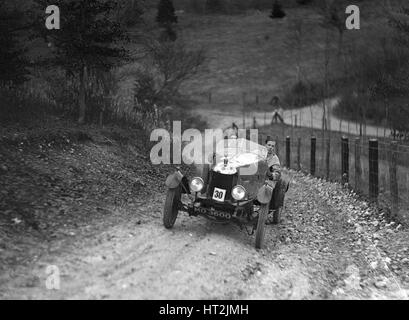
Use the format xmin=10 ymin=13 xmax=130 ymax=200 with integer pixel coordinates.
xmin=265 ymin=136 xmax=288 ymax=223
xmin=265 ymin=137 xmax=281 ymax=181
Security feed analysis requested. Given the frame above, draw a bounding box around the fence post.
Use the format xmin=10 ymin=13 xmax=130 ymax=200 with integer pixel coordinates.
xmin=242 ymin=92 xmax=246 ymax=128
xmin=389 ymin=141 xmax=399 ymax=219
xmin=369 ymin=139 xmax=379 ymax=200
xmin=297 ymin=137 xmax=301 ymax=171
xmin=341 ymin=136 xmax=349 ymax=185
xmin=286 ymin=136 xmax=291 ymax=168
xmin=275 ymin=135 xmax=279 ymax=158
xmin=258 ymin=133 xmax=263 ymax=145
xmin=311 ymin=136 xmax=316 ymax=176
xmin=354 ymin=138 xmax=362 ymax=192
xmin=326 ymin=136 xmax=330 ymax=180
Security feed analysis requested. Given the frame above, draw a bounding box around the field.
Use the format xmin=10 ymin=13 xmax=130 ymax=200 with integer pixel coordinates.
xmin=172 ymin=2 xmax=392 ymax=109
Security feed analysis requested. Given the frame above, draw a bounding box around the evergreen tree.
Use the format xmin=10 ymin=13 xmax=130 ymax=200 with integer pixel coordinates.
xmin=269 ymin=1 xmax=286 ymax=19
xmin=119 ymin=0 xmax=144 ymax=27
xmin=0 ymin=2 xmax=29 ymax=87
xmin=156 ymin=0 xmax=177 ymax=27
xmin=297 ymin=0 xmax=313 ymax=5
xmin=35 ymin=0 xmax=130 ymax=124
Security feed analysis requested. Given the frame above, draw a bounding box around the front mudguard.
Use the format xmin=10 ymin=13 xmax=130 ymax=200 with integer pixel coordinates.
xmin=165 ymin=170 xmax=190 ymax=193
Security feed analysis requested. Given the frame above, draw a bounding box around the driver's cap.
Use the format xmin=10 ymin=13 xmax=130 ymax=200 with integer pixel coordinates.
xmin=265 ymin=135 xmax=275 ymax=145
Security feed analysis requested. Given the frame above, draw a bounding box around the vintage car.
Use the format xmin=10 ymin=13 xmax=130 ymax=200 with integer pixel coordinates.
xmin=163 ymin=137 xmax=288 ymax=249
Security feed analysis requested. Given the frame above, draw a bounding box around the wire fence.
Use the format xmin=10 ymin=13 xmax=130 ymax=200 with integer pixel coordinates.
xmin=197 ymin=93 xmax=409 ymax=223
xmin=270 ymin=133 xmax=409 ymax=225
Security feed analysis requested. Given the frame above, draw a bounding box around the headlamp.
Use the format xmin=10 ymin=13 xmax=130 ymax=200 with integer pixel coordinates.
xmin=190 ymin=177 xmax=204 ymax=192
xmin=232 ymin=185 xmax=246 ymax=200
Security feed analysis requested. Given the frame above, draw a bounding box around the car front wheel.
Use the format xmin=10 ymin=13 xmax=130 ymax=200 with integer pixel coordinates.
xmin=163 ymin=187 xmax=181 ymax=229
xmin=255 ymin=203 xmax=268 ymax=249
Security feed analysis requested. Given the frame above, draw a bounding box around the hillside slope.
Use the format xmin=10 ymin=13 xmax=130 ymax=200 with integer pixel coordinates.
xmin=177 ymin=3 xmax=388 ymax=105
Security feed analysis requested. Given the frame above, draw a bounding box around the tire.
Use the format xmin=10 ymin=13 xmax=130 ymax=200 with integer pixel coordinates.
xmin=255 ymin=204 xmax=268 ymax=249
xmin=163 ymin=187 xmax=181 ymax=229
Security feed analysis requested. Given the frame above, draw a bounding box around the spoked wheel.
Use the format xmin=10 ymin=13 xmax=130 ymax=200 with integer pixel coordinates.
xmin=163 ymin=186 xmax=181 ymax=229
xmin=255 ymin=203 xmax=268 ymax=249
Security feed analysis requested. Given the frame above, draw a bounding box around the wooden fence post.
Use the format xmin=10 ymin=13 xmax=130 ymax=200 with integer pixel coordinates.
xmin=275 ymin=135 xmax=279 ymax=158
xmin=369 ymin=139 xmax=379 ymax=200
xmin=242 ymin=92 xmax=246 ymax=128
xmin=326 ymin=136 xmax=330 ymax=180
xmin=246 ymin=129 xmax=250 ymax=140
xmin=389 ymin=141 xmax=399 ymax=219
xmin=297 ymin=137 xmax=301 ymax=171
xmin=286 ymin=136 xmax=291 ymax=168
xmin=341 ymin=136 xmax=349 ymax=184
xmin=354 ymin=138 xmax=362 ymax=192
xmin=311 ymin=136 xmax=316 ymax=176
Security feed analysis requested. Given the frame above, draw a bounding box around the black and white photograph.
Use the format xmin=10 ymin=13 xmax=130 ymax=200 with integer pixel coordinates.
xmin=1 ymin=0 xmax=409 ymax=303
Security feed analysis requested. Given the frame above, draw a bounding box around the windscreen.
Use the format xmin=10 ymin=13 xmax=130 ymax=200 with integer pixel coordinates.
xmin=215 ymin=138 xmax=268 ymax=169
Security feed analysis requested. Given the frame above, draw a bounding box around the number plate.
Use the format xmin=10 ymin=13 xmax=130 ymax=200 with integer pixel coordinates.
xmin=212 ymin=187 xmax=226 ymax=202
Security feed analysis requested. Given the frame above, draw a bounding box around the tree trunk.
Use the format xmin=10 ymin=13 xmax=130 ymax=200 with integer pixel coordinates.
xmin=99 ymin=105 xmax=104 ymax=127
xmin=78 ymin=65 xmax=87 ymax=124
xmin=337 ymin=31 xmax=344 ymax=59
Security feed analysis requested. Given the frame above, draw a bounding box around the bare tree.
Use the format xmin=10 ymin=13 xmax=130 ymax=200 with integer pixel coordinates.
xmin=284 ymin=16 xmax=304 ymax=83
xmin=146 ymin=39 xmax=206 ymax=100
xmin=131 ymin=39 xmax=206 ymax=128
xmin=317 ymin=0 xmax=346 ymax=57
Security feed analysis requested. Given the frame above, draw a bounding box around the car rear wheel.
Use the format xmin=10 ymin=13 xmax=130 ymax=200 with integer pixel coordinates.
xmin=163 ymin=187 xmax=181 ymax=229
xmin=255 ymin=203 xmax=268 ymax=249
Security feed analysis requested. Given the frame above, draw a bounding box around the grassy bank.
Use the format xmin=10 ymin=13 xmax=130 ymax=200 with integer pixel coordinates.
xmin=0 ymin=116 xmax=196 ymax=271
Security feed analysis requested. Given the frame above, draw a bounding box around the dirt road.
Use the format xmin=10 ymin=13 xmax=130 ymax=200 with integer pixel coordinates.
xmin=194 ymin=98 xmax=391 ymax=137
xmin=1 ymin=169 xmax=407 ymax=300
